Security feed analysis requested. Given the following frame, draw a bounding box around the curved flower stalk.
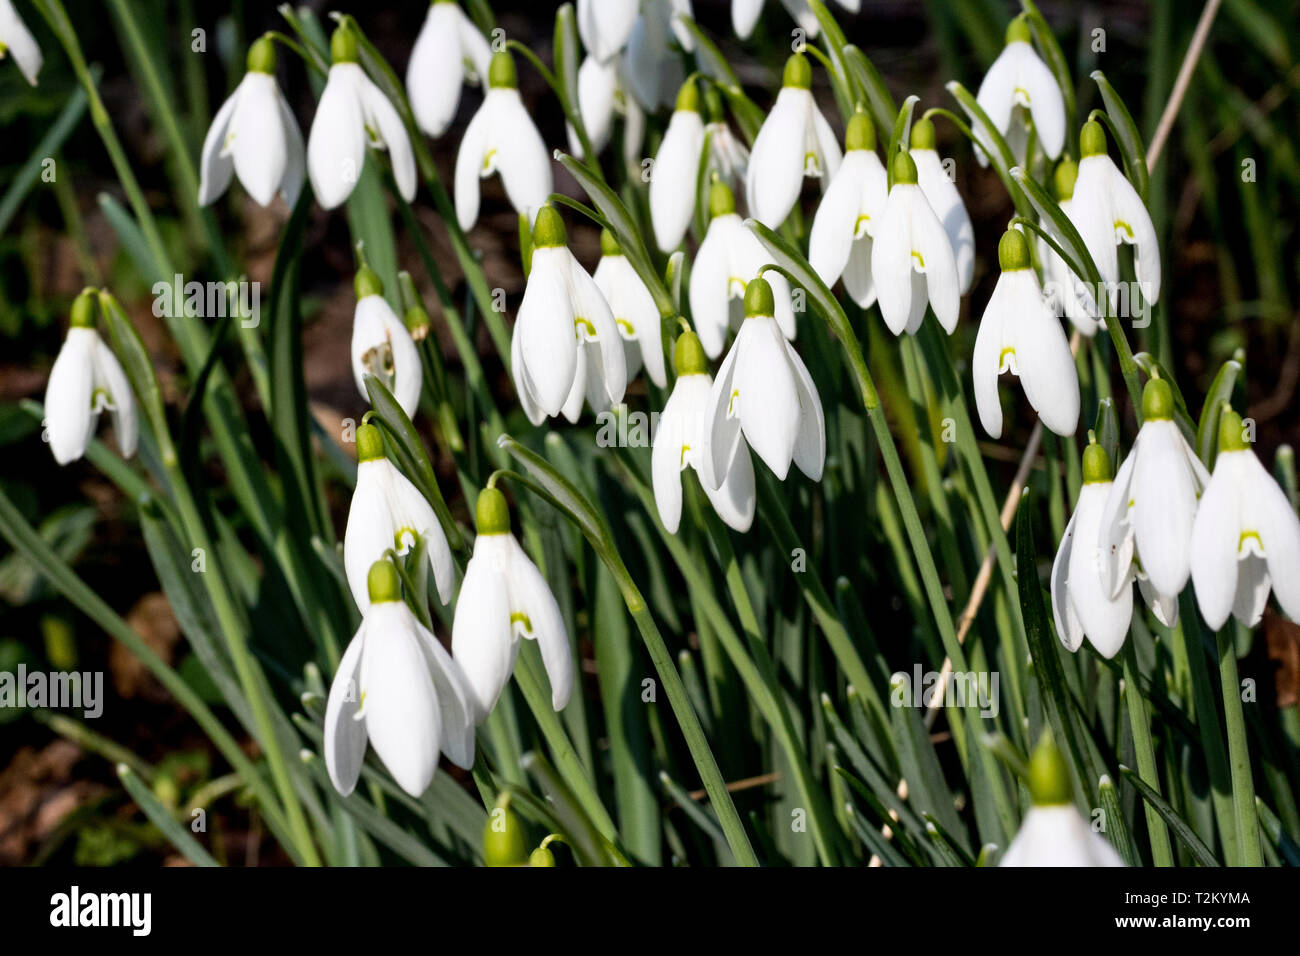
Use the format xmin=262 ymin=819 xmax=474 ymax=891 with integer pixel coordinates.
xmin=652 ymin=331 xmax=756 ymax=534
xmin=1099 ymin=378 xmax=1209 ymax=623
xmin=0 ymin=0 xmax=40 ymax=85
xmin=698 ymin=277 xmax=824 ymax=486
xmin=746 ymin=53 xmax=841 ymax=228
xmin=344 ymin=423 xmax=454 ymax=613
xmin=350 ymin=265 xmax=422 ymax=419
xmin=44 ymin=289 xmax=137 ymax=466
xmin=566 ymin=55 xmax=620 ymax=158
xmin=909 ymin=117 xmax=973 ymax=296
xmin=809 ymin=111 xmax=887 ymax=308
xmin=512 ymin=205 xmax=626 ymax=425
xmin=199 ymin=36 xmax=305 ymax=209
xmin=1052 ymin=439 xmax=1132 ymax=659
xmin=972 ymin=229 xmax=1078 ymax=439
xmin=1190 ymin=407 xmax=1300 ymax=629
xmin=455 ymin=50 xmax=553 ymax=231
xmin=307 ymin=24 xmax=417 ymax=210
xmin=650 ymin=79 xmax=706 ymax=252
xmin=593 ymin=230 xmax=666 ymax=388
xmin=690 ymin=181 xmax=798 ymax=358
xmin=577 ymin=0 xmax=638 ymax=64
xmin=406 ymin=0 xmax=493 ymax=139
xmin=1069 ymin=120 xmax=1161 ymax=305
xmin=1001 ymin=733 xmax=1125 ymax=867
xmin=324 ymin=560 xmax=477 ymax=798
xmin=871 ymin=149 xmax=960 ymax=336
xmin=1038 ymin=159 xmax=1099 ymax=335
xmin=452 ymin=487 xmax=573 ymax=719
xmin=624 ymin=0 xmax=693 ymax=112
xmin=974 ymin=15 xmax=1065 ymax=168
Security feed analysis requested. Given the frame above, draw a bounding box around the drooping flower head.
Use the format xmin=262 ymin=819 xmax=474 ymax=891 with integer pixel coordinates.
xmin=406 ymin=0 xmax=493 ymax=139
xmin=593 ymin=230 xmax=666 ymax=388
xmin=650 ymin=79 xmax=706 ymax=252
xmin=350 ymin=265 xmax=422 ymax=419
xmin=0 ymin=0 xmax=41 ymax=85
xmin=975 ymin=15 xmax=1065 ymax=167
xmin=577 ymin=0 xmax=639 ymax=63
xmin=909 ymin=117 xmax=974 ymax=295
xmin=1039 ymin=158 xmax=1100 ymax=336
xmin=809 ymin=111 xmax=888 ymax=308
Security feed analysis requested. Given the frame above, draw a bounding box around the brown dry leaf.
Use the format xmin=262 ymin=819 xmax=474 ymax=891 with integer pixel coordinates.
xmin=112 ymin=592 xmax=180 ymax=700
xmin=1264 ymin=610 xmax=1300 ymax=710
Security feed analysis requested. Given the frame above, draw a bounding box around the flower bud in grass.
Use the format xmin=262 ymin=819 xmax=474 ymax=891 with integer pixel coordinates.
xmin=593 ymin=230 xmax=666 ymax=387
xmin=974 ymin=14 xmax=1065 ymax=167
xmin=351 ymin=266 xmax=423 ymax=418
xmin=529 ymin=845 xmax=556 ymax=867
xmin=1036 ymin=158 xmax=1100 ymax=335
xmin=199 ymin=35 xmax=305 ymax=208
xmin=871 ymin=149 xmax=961 ymax=336
xmin=972 ymin=228 xmax=1079 ymax=439
xmin=697 ymin=278 xmax=825 ymax=488
xmin=45 ymin=289 xmax=137 ymax=466
xmin=909 ymin=117 xmax=974 ymax=295
xmin=343 ymin=423 xmax=453 ymax=613
xmin=650 ymin=79 xmax=706 ymax=252
xmin=482 ymin=797 xmax=530 ymax=867
xmin=652 ymin=331 xmax=756 ymax=535
xmin=454 ymin=50 xmax=553 ymax=231
xmin=577 ymin=0 xmax=638 ymax=64
xmin=452 ymin=488 xmax=573 ymax=720
xmin=689 ymin=180 xmax=798 ymax=357
xmin=1000 ymin=732 xmax=1125 ymax=867
xmin=1190 ymin=406 xmax=1300 ymax=629
xmin=809 ymin=110 xmax=888 ymax=308
xmin=323 ymin=559 xmax=477 ymax=798
xmin=0 ymin=0 xmax=41 ymax=85
xmin=512 ymin=205 xmax=627 ymax=424
xmin=1098 ymin=377 xmax=1210 ymax=624
xmin=745 ymin=53 xmax=842 ymax=228
xmin=307 ymin=24 xmax=416 ymax=209
xmin=406 ymin=0 xmax=493 ymax=139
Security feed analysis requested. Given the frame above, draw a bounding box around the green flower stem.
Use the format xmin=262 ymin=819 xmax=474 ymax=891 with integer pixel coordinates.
xmin=1121 ymin=642 xmax=1175 ymax=865
xmin=1216 ymin=627 xmax=1263 ymax=865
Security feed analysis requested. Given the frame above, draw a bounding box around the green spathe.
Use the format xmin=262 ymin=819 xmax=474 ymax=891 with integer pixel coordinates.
xmin=846 ymin=111 xmax=876 ymax=152
xmin=909 ymin=116 xmax=936 ymax=151
xmin=367 ymin=559 xmax=402 ymax=604
xmin=998 ymin=229 xmax=1031 ymax=271
xmin=354 ymin=265 xmax=384 ymax=300
xmin=330 ymin=24 xmax=359 ymax=64
xmin=1082 ymin=440 xmax=1113 ymax=483
xmin=246 ymin=35 xmax=276 ymax=75
xmin=675 ymin=78 xmax=699 ymax=113
xmin=1053 ymin=158 xmax=1079 ymax=201
xmin=70 ymin=288 xmax=98 ymax=329
xmin=744 ymin=276 xmax=775 ymax=318
xmin=477 ymin=486 xmax=511 ymax=535
xmin=600 ymin=228 xmax=621 ymax=258
xmin=1005 ymin=15 xmax=1032 ymax=46
xmin=708 ymin=180 xmax=736 ymax=218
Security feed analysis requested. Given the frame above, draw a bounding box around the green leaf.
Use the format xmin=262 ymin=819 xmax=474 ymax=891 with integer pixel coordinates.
xmin=1120 ymin=765 xmax=1221 ymax=866
xmin=1019 ymin=0 xmax=1077 ymax=150
xmin=117 ymin=765 xmax=220 ymax=867
xmin=842 ymin=46 xmax=897 ymax=139
xmin=886 ymin=95 xmax=920 ymax=188
xmin=1091 ymin=70 xmax=1149 ymax=199
xmin=1196 ymin=358 xmax=1243 ymax=468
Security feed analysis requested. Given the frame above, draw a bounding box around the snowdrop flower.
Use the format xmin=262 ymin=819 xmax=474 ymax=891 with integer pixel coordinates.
xmin=567 ymin=55 xmax=620 ymax=158
xmin=512 ymin=205 xmax=626 ymax=424
xmin=624 ymin=0 xmax=692 ymax=112
xmin=324 ymin=560 xmax=476 ymax=798
xmin=809 ymin=112 xmax=887 ymax=308
xmin=307 ymin=25 xmax=417 ymax=209
xmin=871 ymin=150 xmax=960 ymax=336
xmin=1052 ymin=439 xmax=1133 ymax=659
xmin=972 ymin=229 xmax=1078 ymax=439
xmin=650 ymin=80 xmax=706 ymax=252
xmin=0 ymin=0 xmax=40 ymax=85
xmin=703 ymin=86 xmax=750 ymax=195
xmin=1069 ymin=120 xmax=1161 ymax=304
xmin=653 ymin=331 xmax=755 ymax=534
xmin=1099 ymin=378 xmax=1209 ymax=618
xmin=910 ymin=118 xmax=974 ymax=295
xmin=45 ymin=290 xmax=137 ymax=466
xmin=199 ymin=37 xmax=305 ymax=209
xmin=351 ymin=266 xmax=422 ymax=419
xmin=1001 ymin=733 xmax=1125 ymax=867
xmin=690 ymin=181 xmax=797 ymax=358
xmin=455 ymin=51 xmax=553 ymax=232
xmin=344 ymin=423 xmax=454 ymax=613
xmin=406 ymin=0 xmax=492 ymax=139
xmin=1190 ymin=407 xmax=1300 ymax=629
xmin=1039 ymin=159 xmax=1100 ymax=336
xmin=740 ymin=0 xmax=858 ymax=38
xmin=593 ymin=230 xmax=665 ymax=387
xmin=974 ymin=16 xmax=1065 ymax=167
xmin=746 ymin=54 xmax=841 ymax=229
xmin=578 ymin=0 xmax=638 ymax=63
xmin=732 ymin=0 xmax=766 ymax=41
xmin=452 ymin=487 xmax=573 ymax=719
xmin=698 ymin=278 xmax=824 ymax=486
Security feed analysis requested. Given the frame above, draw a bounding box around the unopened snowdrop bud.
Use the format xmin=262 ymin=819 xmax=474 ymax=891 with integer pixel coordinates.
xmin=1052 ymin=436 xmax=1133 ymax=658
xmin=452 ymin=487 xmax=574 ymax=720
xmin=1038 ymin=158 xmax=1099 ymax=335
xmin=199 ymin=35 xmax=305 ymax=208
xmin=350 ymin=266 xmax=423 ymax=418
xmin=45 ymin=289 xmax=137 ymax=466
xmin=343 ymin=422 xmax=453 ymax=614
xmin=1001 ymin=733 xmax=1125 ymax=866
xmin=909 ymin=118 xmax=974 ymax=295
xmin=594 ymin=230 xmax=666 ymax=387
xmin=399 ymin=273 xmax=431 ymax=341
xmin=652 ymin=331 xmax=756 ymax=535
xmin=1069 ymin=120 xmax=1161 ymax=304
xmin=307 ymin=24 xmax=417 ymax=209
xmin=1190 ymin=407 xmax=1300 ymax=629
xmin=975 ymin=15 xmax=1065 ymax=167
xmin=529 ymin=845 xmax=557 ymax=867
xmin=0 ymin=0 xmax=41 ymax=85
xmin=323 ymin=558 xmax=477 ymax=798
xmin=406 ymin=0 xmax=493 ymax=139
xmin=1099 ymin=378 xmax=1209 ymax=621
xmin=697 ymin=278 xmax=825 ymax=488
xmin=483 ymin=797 xmax=530 ymax=866
xmin=455 ymin=50 xmax=554 ymax=231
xmin=809 ymin=111 xmax=888 ymax=308
xmin=578 ymin=0 xmax=639 ymax=64
xmin=650 ymin=80 xmax=706 ymax=252
xmin=512 ymin=206 xmax=626 ymax=424
xmin=871 ymin=149 xmax=961 ymax=336
xmin=745 ymin=53 xmax=842 ymax=228
xmin=972 ymin=228 xmax=1078 ymax=439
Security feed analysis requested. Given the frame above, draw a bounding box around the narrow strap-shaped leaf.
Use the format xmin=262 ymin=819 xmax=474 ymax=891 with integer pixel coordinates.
xmin=1091 ymin=70 xmax=1149 ymax=198
xmin=1196 ymin=357 xmax=1243 ymax=468
xmin=118 ymin=765 xmax=220 ymax=867
xmin=1020 ymin=0 xmax=1077 ymax=151
xmin=1120 ymin=765 xmax=1221 ymax=867
xmin=843 ymin=46 xmax=897 ymax=138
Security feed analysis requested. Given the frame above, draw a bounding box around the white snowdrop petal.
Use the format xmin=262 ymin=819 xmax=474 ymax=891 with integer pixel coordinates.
xmin=507 ymin=538 xmax=573 ymax=711
xmin=197 ymin=82 xmax=242 ymax=206
xmin=1013 ymin=278 xmax=1079 ymax=437
xmin=323 ymin=627 xmax=367 ymax=796
xmin=1249 ymin=453 xmax=1300 ymax=622
xmin=971 ymin=279 xmax=1009 ymax=439
xmin=1 ymin=0 xmax=42 ymax=85
xmin=454 ymin=99 xmax=492 ymax=231
xmin=231 ymin=74 xmax=289 ymax=207
xmin=414 ymin=622 xmax=478 ymax=770
xmin=518 ymin=249 xmax=580 ymax=416
xmin=277 ymin=90 xmax=307 ymax=207
xmin=737 ymin=317 xmax=800 ymax=480
xmin=358 ymin=73 xmax=418 ymax=202
xmin=747 ymin=89 xmax=808 ymax=228
xmin=699 ymin=331 xmax=746 ymax=490
xmin=1133 ymin=421 xmax=1197 ymax=599
xmin=451 ymin=539 xmax=518 ymax=720
xmin=913 ymin=148 xmax=975 ymax=294
xmin=651 ymin=385 xmax=688 ymax=534
xmin=90 ymin=336 xmax=137 ymax=459
xmin=809 ymin=151 xmax=867 ymax=290
xmin=407 ymin=3 xmax=464 ymax=138
xmin=689 ymin=216 xmax=738 ymax=358
xmin=492 ymin=90 xmax=554 ymax=221
xmin=45 ymin=329 xmax=96 ymax=465
xmin=732 ymin=0 xmax=764 ymax=38
xmin=1190 ymin=457 xmax=1243 ymax=630
xmin=308 ymin=66 xmax=368 ymax=209
xmin=650 ymin=110 xmax=706 ymax=252
xmin=1016 ymin=43 xmax=1066 ymax=159
xmin=1108 ymin=167 xmax=1162 ymax=303
xmin=871 ymin=189 xmax=918 ymax=335
xmin=786 ymin=341 xmax=825 ymax=481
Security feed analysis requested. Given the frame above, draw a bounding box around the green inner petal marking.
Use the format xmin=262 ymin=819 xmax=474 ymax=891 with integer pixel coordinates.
xmin=574 ymin=316 xmax=597 ymax=340
xmin=728 ymin=389 xmax=740 ymax=416
xmin=1114 ymin=218 xmax=1134 ymax=239
xmin=998 ymin=346 xmax=1016 ymax=370
xmin=482 ymin=148 xmax=497 ymax=171
xmin=911 ymin=250 xmax=925 ymax=269
xmin=616 ymin=318 xmax=636 ymax=335
xmin=1239 ymin=530 xmax=1263 ymax=553
xmin=680 ymin=444 xmax=690 ymax=467
xmin=510 ymin=611 xmax=533 ymax=634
